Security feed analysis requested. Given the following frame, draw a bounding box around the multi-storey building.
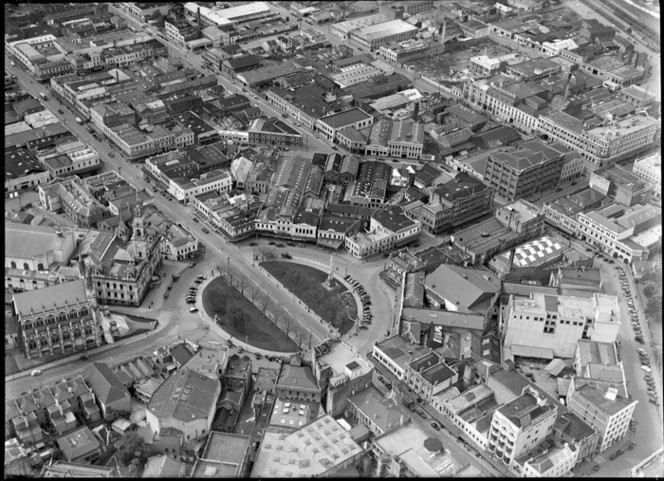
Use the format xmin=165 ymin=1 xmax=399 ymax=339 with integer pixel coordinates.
xmin=345 ymin=205 xmax=421 ymax=259
xmin=567 ymin=378 xmax=637 ymax=453
xmin=316 ymin=108 xmax=374 ymax=143
xmin=632 ymin=152 xmax=661 ymax=203
xmin=589 ymin=163 xmax=651 ymax=207
xmin=350 ymin=19 xmax=419 ymax=51
xmin=537 ymin=110 xmax=659 ymax=170
xmin=275 ymin=358 xmax=322 ymax=403
xmin=248 ymin=118 xmax=303 ymax=148
xmin=484 ymin=140 xmax=567 ymax=201
xmin=403 ymin=352 xmax=458 ymax=402
xmin=311 ymin=339 xmax=373 ymax=417
xmin=576 ymin=203 xmax=661 ymax=263
xmin=88 ymin=203 xmax=163 ymax=307
xmin=12 ymin=279 xmax=102 ymax=360
xmin=377 ymin=39 xmax=445 ymax=65
xmin=418 ymin=173 xmax=493 ymax=234
xmin=39 ymin=177 xmax=110 ymax=229
xmin=502 ymin=293 xmax=621 ymax=361
xmin=192 ymin=191 xmax=258 ymax=242
xmin=488 ymin=387 xmax=558 ymax=470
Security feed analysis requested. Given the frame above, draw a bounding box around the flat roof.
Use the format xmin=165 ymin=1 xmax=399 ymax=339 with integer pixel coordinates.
xmin=354 ymin=19 xmax=418 ymax=40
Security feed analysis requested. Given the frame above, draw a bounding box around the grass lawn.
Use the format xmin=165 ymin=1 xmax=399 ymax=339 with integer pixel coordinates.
xmin=202 ymin=276 xmax=298 ymax=352
xmin=261 ymin=261 xmax=356 ymax=335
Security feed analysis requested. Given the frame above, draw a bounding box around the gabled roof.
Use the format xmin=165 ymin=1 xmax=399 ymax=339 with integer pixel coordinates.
xmin=424 ymin=265 xmax=500 ymax=312
xmin=148 ymin=369 xmax=220 ymax=423
xmin=85 ymin=363 xmax=131 ymax=406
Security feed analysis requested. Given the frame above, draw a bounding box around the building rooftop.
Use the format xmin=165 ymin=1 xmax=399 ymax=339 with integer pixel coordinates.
xmin=85 ymin=363 xmax=131 ymax=407
xmin=148 ymin=369 xmax=220 ymax=424
xmin=354 ymin=19 xmax=418 ymax=40
xmin=374 ymin=423 xmax=455 ymax=476
xmin=497 ymin=392 xmax=554 ymax=428
xmin=573 ymin=379 xmax=635 ymax=416
xmin=56 ymin=426 xmax=100 ymax=461
xmin=373 ymin=205 xmax=418 ymax=233
xmin=318 ymin=108 xmax=372 ymax=130
xmin=424 ymin=265 xmax=500 ymax=312
xmin=269 ymin=397 xmax=320 ymax=431
xmin=13 ymin=279 xmax=87 ymax=318
xmin=141 ymin=455 xmax=186 ymax=478
xmin=348 ymin=386 xmax=408 ymax=433
xmin=192 ymin=431 xmax=251 ymax=478
xmin=251 ymin=415 xmax=364 ymax=477
xmin=277 ymin=361 xmax=320 ymax=392
xmin=41 ymin=461 xmax=115 ymax=478
xmin=313 ymin=339 xmax=372 ymax=380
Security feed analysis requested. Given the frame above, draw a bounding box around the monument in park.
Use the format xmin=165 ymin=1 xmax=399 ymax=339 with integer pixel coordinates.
xmin=323 ymin=254 xmax=336 ymax=290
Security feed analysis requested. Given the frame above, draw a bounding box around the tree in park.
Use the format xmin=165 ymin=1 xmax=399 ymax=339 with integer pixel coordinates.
xmin=643 ymin=284 xmax=656 ymax=299
xmin=646 ymin=296 xmax=662 ymax=317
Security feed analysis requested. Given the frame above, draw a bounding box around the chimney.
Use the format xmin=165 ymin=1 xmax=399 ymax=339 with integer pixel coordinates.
xmin=507 ymin=248 xmax=516 ymax=274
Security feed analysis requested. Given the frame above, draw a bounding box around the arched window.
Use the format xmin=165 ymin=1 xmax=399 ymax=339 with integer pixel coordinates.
xmin=68 ymin=310 xmax=77 ymax=320
xmin=23 ymin=263 xmax=29 ymax=271
xmin=37 ymin=263 xmax=44 ymax=271
xmin=62 ymin=332 xmax=70 ymax=340
xmin=80 ymin=307 xmax=88 ymax=317
xmin=10 ymin=262 xmax=16 ymax=269
xmin=51 ymin=336 xmax=59 ymax=344
xmin=28 ymin=341 xmax=37 ymax=349
xmin=23 ymin=322 xmax=32 ymax=330
xmin=58 ymin=312 xmax=67 ymax=322
xmin=73 ymin=330 xmax=82 ymax=338
xmin=39 ymin=337 xmax=47 ymax=346
xmin=47 ymin=316 xmax=55 ymax=325
xmin=84 ymin=328 xmax=93 ymax=336
xmin=35 ymin=317 xmax=43 ymax=326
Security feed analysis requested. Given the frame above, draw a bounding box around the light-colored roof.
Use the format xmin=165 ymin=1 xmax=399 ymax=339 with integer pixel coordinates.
xmin=424 ymin=265 xmax=500 ymax=312
xmin=13 ymin=279 xmax=88 ymax=317
xmin=251 ymin=415 xmax=364 ymax=477
xmin=5 ymin=223 xmax=73 ymax=262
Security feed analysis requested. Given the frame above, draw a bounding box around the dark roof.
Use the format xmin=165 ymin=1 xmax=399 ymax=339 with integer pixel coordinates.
xmin=85 ymin=363 xmax=130 ymax=406
xmin=171 ymin=344 xmax=194 ymax=367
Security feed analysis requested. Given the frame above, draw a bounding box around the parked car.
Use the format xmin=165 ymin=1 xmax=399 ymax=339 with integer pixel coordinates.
xmin=164 ymin=291 xmax=169 ymax=299
xmin=418 ymin=410 xmax=427 ymax=419
xmin=108 ymin=151 xmax=115 ymax=158
xmin=189 ymin=307 xmax=198 ymax=313
xmin=431 ymin=422 xmax=440 ymax=431
xmin=192 ymin=217 xmax=199 ymax=222
xmin=31 ymin=370 xmax=42 ymax=377
xmin=202 ymin=227 xmax=210 ymax=234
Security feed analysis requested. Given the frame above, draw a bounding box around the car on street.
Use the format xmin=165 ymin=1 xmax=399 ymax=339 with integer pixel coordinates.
xmin=359 ymin=325 xmax=368 ymax=330
xmin=418 ymin=410 xmax=427 ymax=419
xmin=189 ymin=307 xmax=198 ymax=313
xmin=188 ymin=262 xmax=196 ymax=267
xmin=31 ymin=369 xmax=42 ymax=377
xmin=164 ymin=291 xmax=169 ymax=299
xmin=202 ymin=227 xmax=209 ymax=234
xmin=192 ymin=217 xmax=199 ymax=222
xmin=431 ymin=422 xmax=440 ymax=431
xmin=58 ymin=109 xmax=64 ymax=114
xmin=108 ymin=152 xmax=114 ymax=157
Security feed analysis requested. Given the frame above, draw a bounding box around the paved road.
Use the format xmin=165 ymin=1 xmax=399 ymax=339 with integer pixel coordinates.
xmin=587 ymin=256 xmax=664 ymax=476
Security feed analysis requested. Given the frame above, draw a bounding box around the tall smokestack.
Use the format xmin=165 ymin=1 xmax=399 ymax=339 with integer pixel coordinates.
xmin=413 ymin=101 xmax=420 ymax=121
xmin=197 ymin=8 xmax=202 ymax=36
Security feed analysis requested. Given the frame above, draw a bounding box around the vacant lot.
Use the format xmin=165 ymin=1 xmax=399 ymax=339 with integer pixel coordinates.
xmin=261 ymin=261 xmax=356 ymax=334
xmin=202 ymin=277 xmax=297 ymax=352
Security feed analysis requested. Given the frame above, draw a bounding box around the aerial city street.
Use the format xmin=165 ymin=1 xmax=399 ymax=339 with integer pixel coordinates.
xmin=4 ymin=0 xmax=662 ymax=478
